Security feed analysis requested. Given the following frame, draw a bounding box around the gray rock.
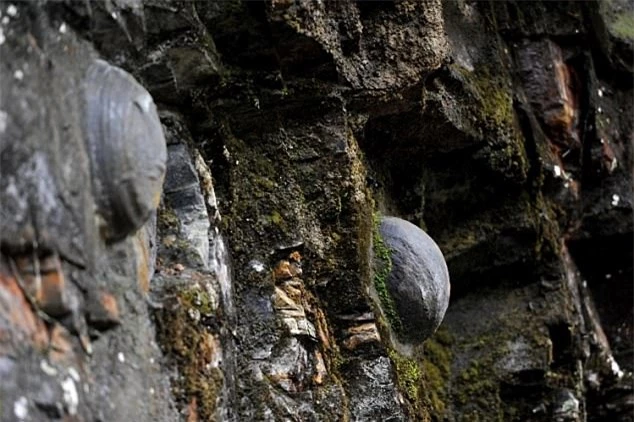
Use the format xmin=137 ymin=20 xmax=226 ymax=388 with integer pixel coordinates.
xmin=347 ymin=356 xmax=406 ymax=422
xmin=552 ymin=389 xmax=580 ymax=421
xmin=163 ymin=143 xmax=210 ymax=266
xmin=377 ymin=216 xmax=450 ymax=354
xmin=83 ymin=60 xmax=167 ymax=242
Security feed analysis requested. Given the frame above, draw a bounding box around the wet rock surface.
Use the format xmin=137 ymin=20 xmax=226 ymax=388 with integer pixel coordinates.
xmin=0 ymin=0 xmax=632 ymax=421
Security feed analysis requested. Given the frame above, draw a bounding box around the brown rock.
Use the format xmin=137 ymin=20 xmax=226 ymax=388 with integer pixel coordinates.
xmin=342 ymin=323 xmax=381 ymax=351
xmin=186 ymin=397 xmax=198 ymax=422
xmin=312 ymin=350 xmax=328 ymax=385
xmin=38 ymin=266 xmax=67 ymax=317
xmin=273 ymin=260 xmax=302 ymax=280
xmin=0 ymin=271 xmax=49 ymax=352
xmin=48 ymin=324 xmax=75 ymax=363
xmin=87 ymin=291 xmax=121 ymax=330
xmin=517 ymin=39 xmax=580 ymax=150
xmin=11 ymin=254 xmax=69 ymax=317
xmin=289 ymin=251 xmax=302 ymax=263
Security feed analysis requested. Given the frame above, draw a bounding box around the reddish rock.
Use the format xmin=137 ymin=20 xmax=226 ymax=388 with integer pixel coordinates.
xmin=48 ymin=324 xmax=75 ymax=364
xmin=289 ymin=251 xmax=302 ymax=263
xmin=186 ymin=397 xmax=198 ymax=422
xmin=11 ymin=254 xmax=69 ymax=317
xmin=517 ymin=39 xmax=580 ymax=152
xmin=87 ymin=291 xmax=121 ymax=331
xmin=133 ymin=231 xmax=152 ymax=293
xmin=312 ymin=350 xmax=327 ymax=385
xmin=38 ymin=266 xmax=67 ymax=317
xmin=0 ymin=270 xmax=49 ymax=353
xmin=273 ymin=260 xmax=302 ymax=280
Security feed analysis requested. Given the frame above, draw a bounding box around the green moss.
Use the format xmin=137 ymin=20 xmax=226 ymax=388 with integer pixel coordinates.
xmin=449 ymin=64 xmax=529 ymax=184
xmin=270 ymin=210 xmax=284 ymax=226
xmin=372 ymin=212 xmax=403 ymax=335
xmin=255 ymin=176 xmax=276 ymax=190
xmin=421 ymin=329 xmax=454 ymax=419
xmin=179 ymin=286 xmax=214 ymax=316
xmin=609 ymin=11 xmax=634 ymax=40
xmin=388 ymin=348 xmax=423 ymax=403
xmin=455 ymin=361 xmax=501 ymax=413
xmin=451 ymin=64 xmax=514 ymax=130
xmin=157 ymin=204 xmax=181 ymax=231
xmin=155 ymin=285 xmax=222 ymax=420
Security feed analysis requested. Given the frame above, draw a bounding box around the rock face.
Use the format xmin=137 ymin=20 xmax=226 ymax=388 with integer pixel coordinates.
xmin=374 ymin=216 xmax=450 ymax=356
xmin=0 ymin=0 xmax=632 ymax=421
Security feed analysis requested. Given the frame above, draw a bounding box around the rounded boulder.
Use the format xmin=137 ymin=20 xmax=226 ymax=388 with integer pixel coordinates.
xmin=83 ymin=60 xmax=167 ymax=241
xmin=375 ymin=216 xmax=450 ymax=354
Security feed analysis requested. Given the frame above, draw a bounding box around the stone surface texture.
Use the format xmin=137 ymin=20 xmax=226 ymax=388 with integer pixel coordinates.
xmin=0 ymin=0 xmax=632 ymax=421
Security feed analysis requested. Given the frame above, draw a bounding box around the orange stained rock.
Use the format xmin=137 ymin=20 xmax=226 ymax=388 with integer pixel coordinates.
xmin=11 ymin=254 xmax=69 ymax=317
xmin=315 ymin=309 xmax=331 ymax=350
xmin=312 ymin=350 xmax=327 ymax=385
xmin=100 ymin=292 xmax=120 ymax=322
xmin=273 ymin=260 xmax=302 ymax=280
xmin=0 ymin=271 xmax=49 ymax=353
xmin=273 ymin=287 xmax=303 ymax=314
xmin=88 ymin=291 xmax=121 ymax=329
xmin=283 ymin=283 xmax=303 ymax=303
xmin=48 ymin=324 xmax=75 ymax=364
xmin=198 ymin=332 xmax=219 ymax=369
xmin=274 ymin=260 xmax=293 ymax=280
xmin=38 ymin=268 xmax=67 ymax=317
xmin=549 ymin=58 xmax=577 ymax=138
xmin=186 ymin=397 xmax=198 ymax=422
xmin=134 ymin=230 xmax=152 ymax=293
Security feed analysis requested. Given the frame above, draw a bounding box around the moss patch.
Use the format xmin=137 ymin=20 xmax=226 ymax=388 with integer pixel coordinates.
xmin=372 ymin=212 xmax=403 ymax=335
xmin=421 ymin=328 xmax=454 ymax=419
xmin=155 ymin=284 xmax=223 ymax=421
xmin=388 ymin=348 xmax=423 ymax=403
xmin=450 ymin=64 xmax=514 ymax=132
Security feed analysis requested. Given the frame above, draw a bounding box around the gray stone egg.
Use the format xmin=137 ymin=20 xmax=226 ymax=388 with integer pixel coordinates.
xmin=373 ymin=216 xmax=450 ymax=356
xmin=83 ymin=60 xmax=167 ymax=241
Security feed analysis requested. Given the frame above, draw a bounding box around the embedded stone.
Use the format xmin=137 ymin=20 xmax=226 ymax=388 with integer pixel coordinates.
xmin=375 ymin=216 xmax=450 ymax=355
xmin=83 ymin=60 xmax=167 ymax=242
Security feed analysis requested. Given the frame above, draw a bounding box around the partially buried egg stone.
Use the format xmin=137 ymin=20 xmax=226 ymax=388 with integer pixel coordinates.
xmin=374 ymin=216 xmax=450 ymax=357
xmin=83 ymin=60 xmax=167 ymax=241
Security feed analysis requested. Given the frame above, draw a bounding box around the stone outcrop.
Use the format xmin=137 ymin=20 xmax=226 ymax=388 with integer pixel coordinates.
xmin=0 ymin=0 xmax=631 ymax=421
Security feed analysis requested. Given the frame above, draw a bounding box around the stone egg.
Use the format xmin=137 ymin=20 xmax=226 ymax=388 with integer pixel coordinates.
xmin=82 ymin=60 xmax=167 ymax=241
xmin=373 ymin=216 xmax=450 ymax=356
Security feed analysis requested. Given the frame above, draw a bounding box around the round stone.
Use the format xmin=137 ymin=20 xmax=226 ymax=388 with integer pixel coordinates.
xmin=376 ymin=216 xmax=450 ymax=354
xmin=83 ymin=60 xmax=167 ymax=241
